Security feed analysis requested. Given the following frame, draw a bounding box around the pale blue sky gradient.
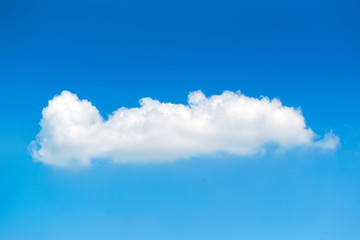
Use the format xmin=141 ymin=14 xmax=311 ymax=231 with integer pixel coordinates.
xmin=0 ymin=0 xmax=359 ymax=239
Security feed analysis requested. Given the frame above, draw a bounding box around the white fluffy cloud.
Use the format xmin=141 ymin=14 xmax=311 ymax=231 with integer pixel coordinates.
xmin=30 ymin=90 xmax=339 ymax=167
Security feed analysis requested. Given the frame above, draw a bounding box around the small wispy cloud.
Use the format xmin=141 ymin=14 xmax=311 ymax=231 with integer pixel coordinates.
xmin=30 ymin=90 xmax=339 ymax=167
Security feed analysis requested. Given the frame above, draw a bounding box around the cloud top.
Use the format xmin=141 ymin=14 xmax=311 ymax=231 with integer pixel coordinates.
xmin=30 ymin=90 xmax=339 ymax=167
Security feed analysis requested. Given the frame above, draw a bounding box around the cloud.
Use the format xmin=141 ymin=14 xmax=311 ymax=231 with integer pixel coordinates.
xmin=30 ymin=90 xmax=339 ymax=167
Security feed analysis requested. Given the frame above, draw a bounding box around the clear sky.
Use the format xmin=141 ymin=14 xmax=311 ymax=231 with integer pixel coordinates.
xmin=0 ymin=0 xmax=359 ymax=239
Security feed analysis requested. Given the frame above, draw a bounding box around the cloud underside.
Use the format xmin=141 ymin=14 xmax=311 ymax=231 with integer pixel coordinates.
xmin=30 ymin=90 xmax=339 ymax=167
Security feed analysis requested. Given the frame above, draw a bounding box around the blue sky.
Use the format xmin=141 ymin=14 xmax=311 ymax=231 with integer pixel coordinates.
xmin=0 ymin=0 xmax=360 ymax=239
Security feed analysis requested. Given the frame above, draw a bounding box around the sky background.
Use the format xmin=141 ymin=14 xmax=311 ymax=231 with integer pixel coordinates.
xmin=0 ymin=0 xmax=360 ymax=239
